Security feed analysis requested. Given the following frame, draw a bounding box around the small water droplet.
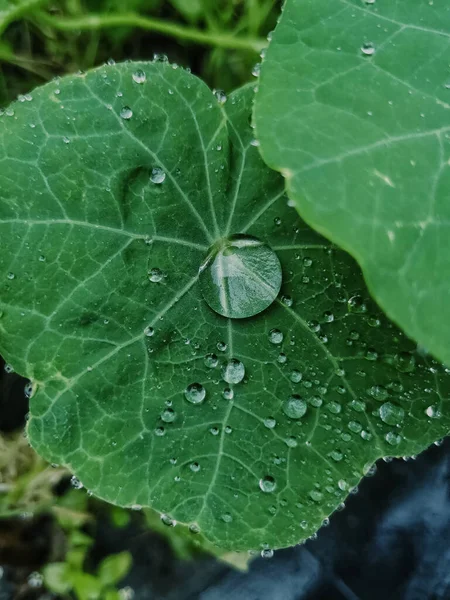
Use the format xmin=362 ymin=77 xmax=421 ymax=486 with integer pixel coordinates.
xmin=7 ymin=272 xmax=15 ymax=280
xmin=184 ymin=383 xmax=206 ymax=405
xmin=71 ymin=476 xmax=83 ymax=490
xmin=190 ymin=462 xmax=200 ymax=472
xmin=385 ymin=431 xmax=402 ymax=446
xmin=394 ymin=351 xmax=416 ymax=373
xmin=150 ymin=167 xmax=166 ymax=184
xmin=161 ymin=408 xmax=175 ymax=423
xmin=268 ymin=328 xmax=284 ymax=344
xmin=261 ymin=548 xmax=274 ymax=558
xmin=223 ymin=387 xmax=234 ymax=400
xmin=222 ymin=359 xmax=245 ymax=384
xmin=144 ymin=326 xmax=154 ymax=337
xmin=264 ymin=417 xmax=276 ymax=429
xmin=148 ymin=267 xmax=164 ymax=282
xmin=221 ymin=512 xmax=233 ymax=523
xmin=277 ymin=352 xmax=287 ymax=364
xmin=161 ymin=514 xmax=176 ymax=526
xmin=259 ymin=476 xmax=276 ymax=493
xmin=361 ymin=42 xmax=375 ymax=56
xmin=379 ymin=402 xmax=404 ymax=426
xmin=426 ymin=405 xmax=441 ymax=418
xmin=214 ymin=89 xmax=227 ymax=104
xmin=120 ymin=106 xmax=133 ymax=120
xmin=204 ymin=353 xmax=218 ymax=368
xmin=283 ymin=395 xmax=307 ymax=419
xmin=132 ymin=69 xmax=146 ymax=84
xmin=290 ymin=370 xmax=302 ymax=383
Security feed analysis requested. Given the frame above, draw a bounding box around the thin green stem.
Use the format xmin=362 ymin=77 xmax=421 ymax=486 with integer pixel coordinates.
xmin=37 ymin=12 xmax=266 ymax=53
xmin=0 ymin=0 xmax=48 ymax=35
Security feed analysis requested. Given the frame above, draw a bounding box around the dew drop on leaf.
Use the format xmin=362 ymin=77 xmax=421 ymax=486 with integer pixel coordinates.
xmin=132 ymin=70 xmax=146 ymax=84
xmin=394 ymin=351 xmax=416 ymax=373
xmin=150 ymin=167 xmax=166 ymax=184
xmin=290 ymin=369 xmax=302 ymax=383
xmin=361 ymin=42 xmax=375 ymax=56
xmin=222 ymin=387 xmax=234 ymax=400
xmin=268 ymin=328 xmax=284 ymax=344
xmin=161 ymin=408 xmax=175 ymax=423
xmin=379 ymin=402 xmax=405 ymax=426
xmin=199 ymin=235 xmax=282 ymax=319
xmin=204 ymin=353 xmax=218 ymax=368
xmin=222 ymin=358 xmax=245 ymax=384
xmin=283 ymin=395 xmax=307 ymax=419
xmin=184 ymin=383 xmax=206 ymax=405
xmin=148 ymin=268 xmax=164 ymax=283
xmin=120 ymin=106 xmax=133 ymax=120
xmin=259 ymin=476 xmax=276 ymax=493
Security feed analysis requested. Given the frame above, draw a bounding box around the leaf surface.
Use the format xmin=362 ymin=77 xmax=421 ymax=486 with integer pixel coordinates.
xmin=1 ymin=62 xmax=450 ymax=552
xmin=254 ymin=0 xmax=450 ymax=366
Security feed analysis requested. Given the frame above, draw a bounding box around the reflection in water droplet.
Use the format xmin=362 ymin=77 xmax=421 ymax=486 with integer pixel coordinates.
xmin=283 ymin=395 xmax=307 ymax=419
xmin=184 ymin=383 xmax=206 ymax=404
xmin=222 ymin=359 xmax=245 ymax=384
xmin=199 ymin=235 xmax=282 ymax=319
xmin=259 ymin=476 xmax=276 ymax=493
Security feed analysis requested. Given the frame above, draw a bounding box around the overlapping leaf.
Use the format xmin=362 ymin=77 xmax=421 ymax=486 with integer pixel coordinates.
xmin=254 ymin=0 xmax=450 ymax=366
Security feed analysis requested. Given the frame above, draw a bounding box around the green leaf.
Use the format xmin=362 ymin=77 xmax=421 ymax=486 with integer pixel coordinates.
xmin=98 ymin=552 xmax=132 ymax=587
xmin=254 ymin=0 xmax=450 ymax=366
xmin=1 ymin=62 xmax=450 ymax=552
xmin=42 ymin=562 xmax=72 ymax=595
xmin=71 ymin=573 xmax=103 ymax=600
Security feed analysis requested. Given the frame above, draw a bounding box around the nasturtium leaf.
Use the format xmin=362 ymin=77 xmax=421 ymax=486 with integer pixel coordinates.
xmin=1 ymin=62 xmax=450 ymax=552
xmin=254 ymin=0 xmax=450 ymax=366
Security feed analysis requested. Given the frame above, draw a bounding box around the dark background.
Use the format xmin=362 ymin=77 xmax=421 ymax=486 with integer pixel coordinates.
xmin=1 ymin=356 xmax=450 ymax=600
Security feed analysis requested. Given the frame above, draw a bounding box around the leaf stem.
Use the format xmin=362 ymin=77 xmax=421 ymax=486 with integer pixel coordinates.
xmin=37 ymin=12 xmax=267 ymax=54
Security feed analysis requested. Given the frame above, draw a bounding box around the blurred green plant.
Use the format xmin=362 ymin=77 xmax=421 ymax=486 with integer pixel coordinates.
xmin=0 ymin=0 xmax=279 ymax=105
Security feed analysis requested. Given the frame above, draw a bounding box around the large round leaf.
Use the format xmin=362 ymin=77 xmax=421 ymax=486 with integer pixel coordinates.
xmin=0 ymin=62 xmax=449 ymax=552
xmin=254 ymin=0 xmax=450 ymax=366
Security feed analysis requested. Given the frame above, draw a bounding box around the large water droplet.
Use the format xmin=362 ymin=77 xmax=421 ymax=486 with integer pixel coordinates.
xmin=184 ymin=383 xmax=206 ymax=404
xmin=222 ymin=359 xmax=245 ymax=384
xmin=199 ymin=235 xmax=282 ymax=319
